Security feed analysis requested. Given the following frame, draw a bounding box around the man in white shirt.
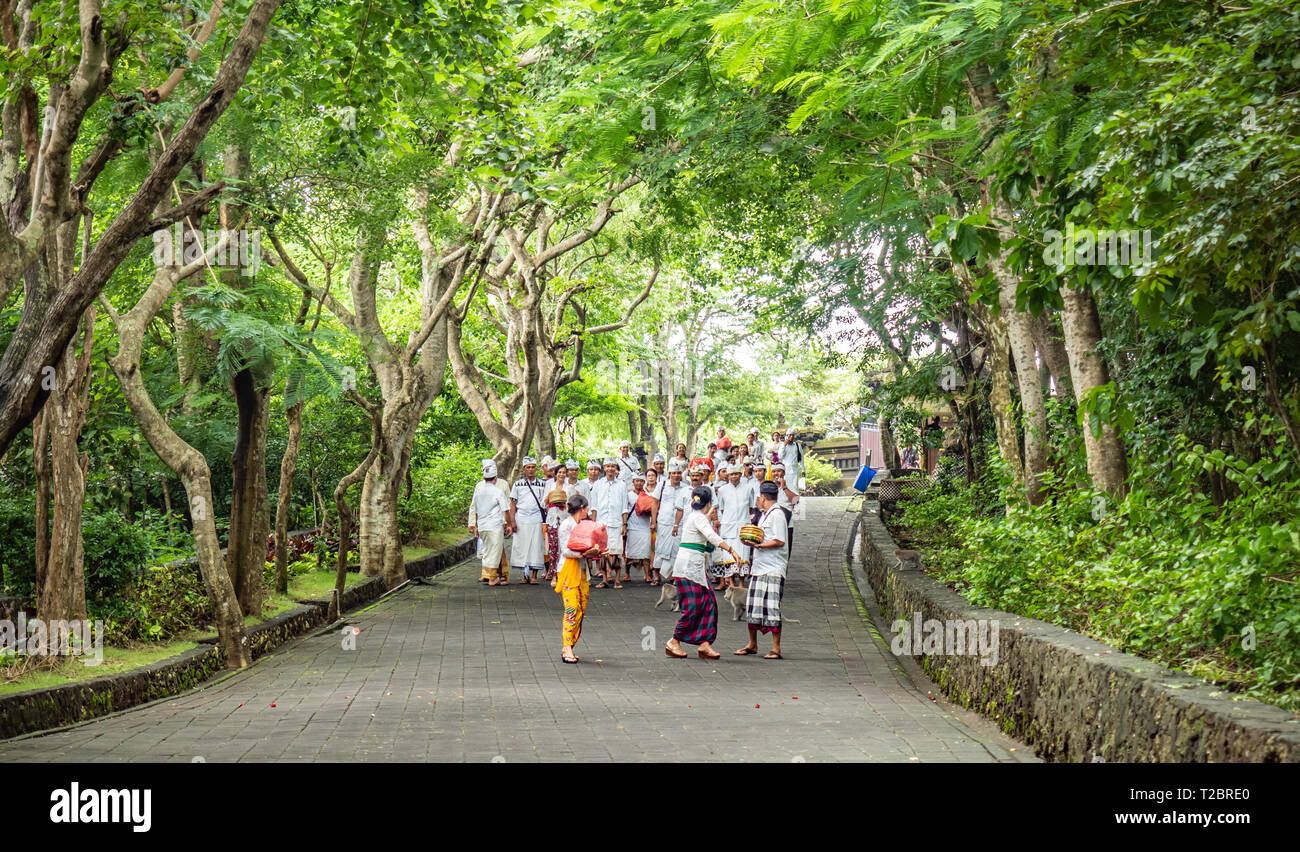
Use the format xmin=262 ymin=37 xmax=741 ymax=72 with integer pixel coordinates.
xmin=733 ymin=480 xmax=789 ymax=660
xmin=715 ymin=464 xmax=755 ymax=589
xmin=468 ymin=459 xmax=512 ymax=586
xmin=780 ymin=435 xmax=800 ymax=484
xmin=577 ymin=459 xmax=601 ymax=499
xmin=563 ymin=460 xmax=581 ymax=498
xmin=508 ymin=456 xmax=548 ymax=584
xmin=653 ymin=460 xmax=689 ymax=584
xmin=649 ymin=453 xmax=666 ymax=496
xmin=771 ymin=462 xmax=800 ymax=558
xmin=589 ymin=457 xmax=629 ymax=587
xmin=625 ymin=471 xmax=654 ymax=583
xmin=740 ymin=456 xmax=760 ymax=511
xmin=615 ymin=440 xmax=641 ymax=487
xmin=748 ymin=429 xmax=765 ymax=467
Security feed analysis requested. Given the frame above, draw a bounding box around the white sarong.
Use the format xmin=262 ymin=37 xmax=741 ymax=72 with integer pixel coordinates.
xmin=479 ymin=528 xmax=504 ymax=568
xmin=624 ymin=527 xmax=651 ymax=559
xmin=603 ymin=524 xmax=624 ymax=556
xmin=510 ymin=522 xmax=545 ymax=570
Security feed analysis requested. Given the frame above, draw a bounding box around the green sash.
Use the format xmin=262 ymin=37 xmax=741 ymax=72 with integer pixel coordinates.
xmin=679 ymin=541 xmax=716 ymax=554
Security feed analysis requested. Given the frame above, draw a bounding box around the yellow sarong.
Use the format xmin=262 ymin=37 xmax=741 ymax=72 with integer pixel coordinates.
xmin=555 ymin=556 xmax=589 ymax=647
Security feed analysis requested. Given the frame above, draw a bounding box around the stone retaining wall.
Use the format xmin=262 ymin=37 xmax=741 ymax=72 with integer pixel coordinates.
xmin=0 ymin=537 xmax=474 ymax=741
xmin=0 ymin=645 xmax=222 ymax=740
xmin=855 ymin=502 xmax=1300 ymax=762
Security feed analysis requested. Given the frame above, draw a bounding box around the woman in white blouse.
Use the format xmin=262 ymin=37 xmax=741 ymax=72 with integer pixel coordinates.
xmin=665 ymin=486 xmax=742 ymax=660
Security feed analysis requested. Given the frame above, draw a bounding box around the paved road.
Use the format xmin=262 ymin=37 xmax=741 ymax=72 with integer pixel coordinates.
xmin=0 ymin=498 xmax=1033 ymax=762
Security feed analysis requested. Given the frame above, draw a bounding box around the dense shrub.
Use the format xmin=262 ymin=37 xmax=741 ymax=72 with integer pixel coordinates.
xmin=802 ymin=454 xmax=843 ymax=494
xmin=95 ymin=563 xmax=213 ymax=645
xmin=0 ymin=494 xmax=36 ymax=596
xmin=0 ymin=497 xmax=150 ymax=603
xmin=399 ymin=443 xmax=491 ymax=544
xmin=892 ymin=447 xmax=1300 ymax=711
xmin=82 ymin=513 xmax=153 ymax=603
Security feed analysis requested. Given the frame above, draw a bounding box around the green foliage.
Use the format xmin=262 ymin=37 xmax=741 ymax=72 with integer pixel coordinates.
xmin=802 ymin=454 xmax=843 ymax=494
xmin=0 ymin=494 xmax=36 ymax=596
xmin=95 ymin=563 xmax=213 ymax=646
xmin=0 ymin=497 xmax=150 ymax=603
xmin=399 ymin=444 xmax=492 ymax=544
xmin=81 ymin=514 xmax=153 ymax=604
xmin=894 ymin=452 xmax=1300 ymax=711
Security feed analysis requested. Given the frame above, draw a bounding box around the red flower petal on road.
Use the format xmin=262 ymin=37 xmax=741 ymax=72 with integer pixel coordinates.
xmin=755 ymin=704 xmax=760 ymax=708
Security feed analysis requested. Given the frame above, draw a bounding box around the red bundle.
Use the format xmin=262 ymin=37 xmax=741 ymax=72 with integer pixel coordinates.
xmin=634 ymin=491 xmax=655 ymax=516
xmin=567 ymin=520 xmax=608 ymax=554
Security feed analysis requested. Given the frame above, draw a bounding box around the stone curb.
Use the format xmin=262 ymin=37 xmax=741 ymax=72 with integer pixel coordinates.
xmin=853 ymin=502 xmax=1300 ymax=763
xmin=0 ymin=535 xmax=475 ymax=741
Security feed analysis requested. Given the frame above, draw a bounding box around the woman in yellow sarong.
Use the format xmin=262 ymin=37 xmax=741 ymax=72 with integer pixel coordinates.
xmin=556 ymin=494 xmax=601 ymax=664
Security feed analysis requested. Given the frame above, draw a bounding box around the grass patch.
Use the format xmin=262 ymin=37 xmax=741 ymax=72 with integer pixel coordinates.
xmin=0 ymin=640 xmax=200 ymax=696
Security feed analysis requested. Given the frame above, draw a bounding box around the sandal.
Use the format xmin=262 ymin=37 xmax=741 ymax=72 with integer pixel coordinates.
xmin=613 ymin=582 xmax=624 ymax=589
xmin=698 ymin=649 xmax=721 ymax=660
xmin=665 ymin=646 xmax=687 ymax=659
xmin=594 ymin=582 xmax=608 ymax=589
xmin=763 ymin=652 xmax=783 ymax=660
xmin=561 ymin=654 xmax=578 ymax=664
xmin=733 ymin=647 xmax=758 ymax=656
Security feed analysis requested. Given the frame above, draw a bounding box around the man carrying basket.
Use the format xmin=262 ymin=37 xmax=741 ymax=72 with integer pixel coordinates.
xmin=734 ymin=481 xmax=790 ymax=660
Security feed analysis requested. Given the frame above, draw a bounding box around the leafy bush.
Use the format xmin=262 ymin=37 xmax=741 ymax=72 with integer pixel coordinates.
xmin=95 ymin=563 xmax=213 ymax=645
xmin=399 ymin=443 xmax=491 ymax=544
xmin=0 ymin=494 xmax=36 ymax=596
xmin=82 ymin=512 xmax=153 ymax=604
xmin=802 ymin=454 xmax=843 ymax=494
xmin=892 ymin=448 xmax=1300 ymax=711
xmin=0 ymin=497 xmax=150 ymax=603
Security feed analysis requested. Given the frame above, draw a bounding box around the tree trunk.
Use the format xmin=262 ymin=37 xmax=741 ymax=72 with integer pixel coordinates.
xmin=968 ymin=293 xmax=1024 ymax=487
xmin=1060 ymin=284 xmax=1128 ymax=496
xmin=331 ymin=423 xmax=379 ymax=620
xmin=964 ymin=67 xmax=1046 ymax=503
xmin=221 ymin=142 xmax=271 ymax=616
xmin=32 ymin=406 xmax=50 ymax=596
xmin=39 ymin=306 xmax=95 ymax=629
xmin=225 ymin=370 xmax=269 ymax=616
xmin=273 ymin=400 xmax=303 ymax=594
xmin=1031 ymin=310 xmax=1072 ymax=400
xmin=105 ymin=261 xmax=250 ymax=668
xmin=536 ymin=396 xmax=557 ymax=460
xmin=985 ymin=202 xmax=1048 ymax=504
xmin=637 ymin=397 xmax=657 ymax=457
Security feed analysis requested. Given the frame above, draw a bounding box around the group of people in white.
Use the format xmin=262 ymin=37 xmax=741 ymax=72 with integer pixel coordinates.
xmin=467 ymin=427 xmax=804 ymax=663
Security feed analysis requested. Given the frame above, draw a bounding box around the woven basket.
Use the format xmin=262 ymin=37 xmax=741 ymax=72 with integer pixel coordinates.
xmin=739 ymin=524 xmax=764 ymax=545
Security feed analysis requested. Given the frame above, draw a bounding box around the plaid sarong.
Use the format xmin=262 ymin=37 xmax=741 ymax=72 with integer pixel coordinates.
xmin=745 ymin=575 xmax=784 ymax=634
xmin=673 ymin=578 xmax=718 ymax=645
